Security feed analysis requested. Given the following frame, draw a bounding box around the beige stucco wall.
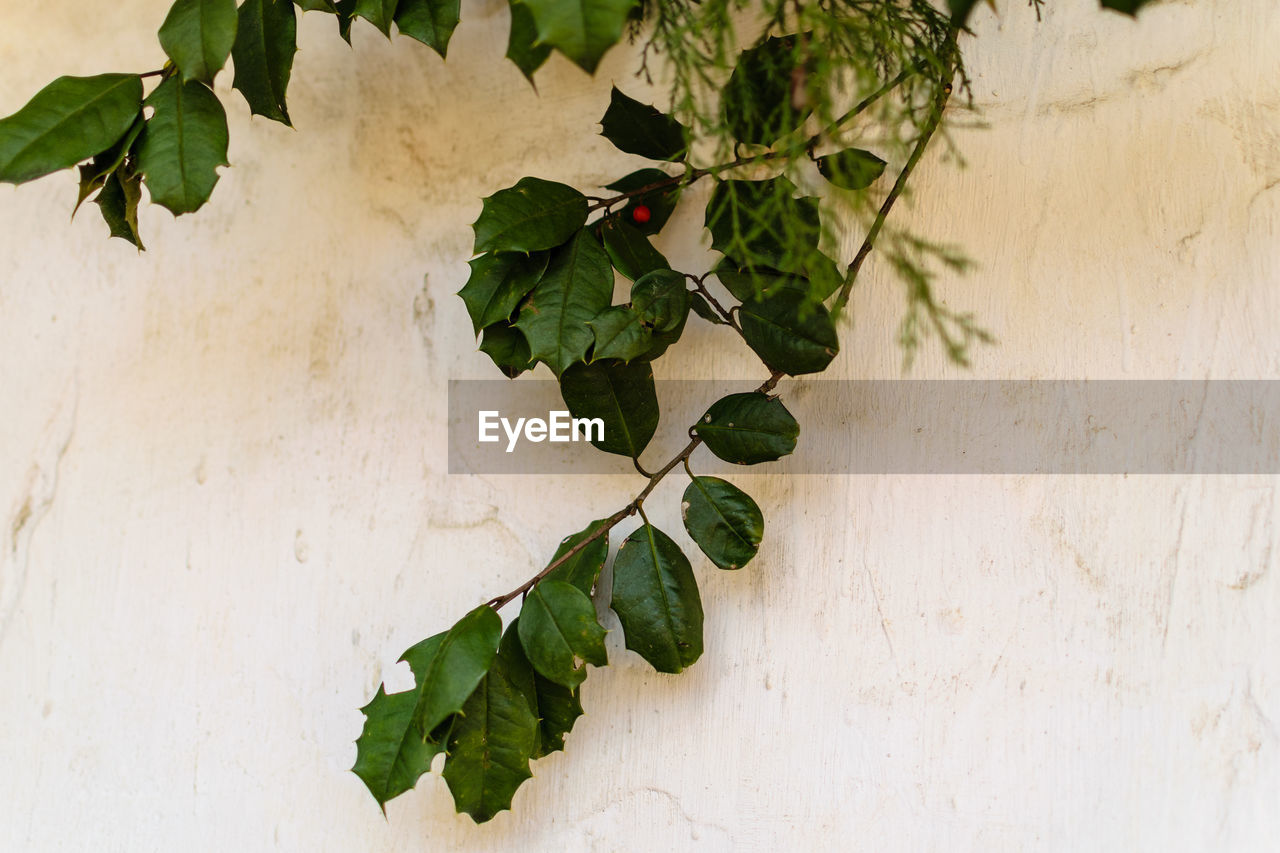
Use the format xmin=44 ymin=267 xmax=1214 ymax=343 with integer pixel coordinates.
xmin=2 ymin=0 xmax=1279 ymax=849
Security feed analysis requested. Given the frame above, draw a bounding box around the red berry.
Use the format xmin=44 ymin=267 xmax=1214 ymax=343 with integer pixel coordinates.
xmin=631 ymin=204 xmax=652 ymax=224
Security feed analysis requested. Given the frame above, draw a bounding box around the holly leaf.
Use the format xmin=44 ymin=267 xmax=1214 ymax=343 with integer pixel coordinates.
xmin=518 ymin=580 xmax=608 ymax=688
xmin=610 ymin=523 xmax=704 ymax=673
xmin=441 ymin=660 xmax=538 ymax=823
xmin=94 ymin=167 xmax=146 ymax=250
xmin=395 ymin=0 xmax=460 ymax=57
xmin=1101 ymin=0 xmax=1153 ymax=15
xmin=399 ymin=605 xmax=502 ymax=734
xmin=599 ymin=87 xmax=687 ymax=161
xmin=722 ymin=35 xmax=810 ymax=146
xmin=73 ymin=115 xmax=146 ymax=218
xmin=353 ymin=0 xmax=399 ymax=36
xmin=604 ymin=168 xmax=681 ymax=235
xmin=513 ymin=229 xmax=613 ymax=376
xmin=136 ymin=76 xmax=230 ymax=215
xmin=532 ymin=667 xmax=584 ymax=755
xmin=559 ymin=359 xmax=659 ymax=458
xmin=478 ymin=323 xmax=534 ymax=378
xmin=351 ymin=686 xmax=452 ymax=809
xmin=681 ymin=476 xmax=763 ymax=570
xmin=694 ymin=392 xmax=799 ymax=465
xmin=335 ymin=0 xmax=357 ymax=42
xmin=815 ymin=148 xmax=886 ymax=190
xmin=506 ymin=0 xmax=552 ymax=83
xmin=233 ymin=0 xmax=298 ymax=126
xmin=587 ymin=305 xmax=652 ymax=363
xmin=631 ymin=269 xmax=689 ymax=333
xmin=521 ymin=0 xmax=636 ymax=74
xmin=474 ymin=177 xmax=588 ymax=254
xmin=705 ymin=177 xmax=819 ymax=264
xmin=738 ymin=289 xmax=839 ymax=375
xmin=599 ymin=216 xmax=669 ymax=281
xmin=689 ymin=293 xmax=727 ymax=325
xmin=159 ymin=0 xmax=239 ymax=84
xmin=294 ymin=0 xmax=338 ymax=11
xmin=543 ymin=519 xmax=610 ymax=594
xmin=458 ymin=251 xmax=549 ymax=335
xmin=0 ymin=74 xmax=143 ymax=186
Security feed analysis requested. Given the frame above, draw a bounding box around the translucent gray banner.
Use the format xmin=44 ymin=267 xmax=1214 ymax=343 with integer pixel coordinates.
xmin=447 ymin=380 xmax=1280 ymax=475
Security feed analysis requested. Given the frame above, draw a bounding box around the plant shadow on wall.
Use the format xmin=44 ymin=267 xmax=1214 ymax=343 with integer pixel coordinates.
xmin=0 ymin=0 xmax=1155 ymax=825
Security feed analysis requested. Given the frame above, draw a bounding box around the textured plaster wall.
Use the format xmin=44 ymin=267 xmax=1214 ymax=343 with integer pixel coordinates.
xmin=2 ymin=1 xmax=1279 ymax=850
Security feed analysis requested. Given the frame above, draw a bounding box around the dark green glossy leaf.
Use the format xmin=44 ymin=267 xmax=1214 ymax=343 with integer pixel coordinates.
xmin=499 ymin=618 xmax=585 ymax=758
xmin=518 ymin=580 xmax=608 ymax=688
xmin=351 ymin=684 xmax=452 ymax=809
xmin=136 ymin=76 xmax=229 ymax=215
xmin=478 ymin=323 xmax=533 ymax=378
xmin=559 ymin=359 xmax=658 ymax=458
xmin=506 ymin=0 xmax=552 ymax=83
xmin=474 ymin=177 xmax=588 ymax=254
xmin=722 ymin=35 xmax=810 ymax=145
xmin=513 ymin=229 xmax=613 ymax=376
xmin=521 ymin=0 xmax=636 ymax=74
xmin=610 ymin=523 xmax=703 ymax=673
xmin=395 ymin=0 xmax=459 ymax=57
xmin=353 ymin=0 xmax=398 ymax=35
xmin=694 ymin=391 xmax=799 ymax=465
xmin=458 ymin=251 xmax=549 ymax=335
xmin=74 ymin=115 xmax=145 ymax=217
xmin=0 ymin=74 xmax=143 ymax=185
xmin=637 ymin=295 xmax=688 ymax=361
xmin=604 ymin=168 xmax=680 ymax=235
xmin=1101 ymin=0 xmax=1153 ymax=14
xmin=94 ymin=167 xmax=145 ymax=249
xmin=705 ymin=177 xmax=818 ymax=264
xmin=335 ymin=0 xmax=357 ymax=42
xmin=631 ymin=269 xmax=689 ymax=333
xmin=600 ymin=216 xmax=669 ymax=281
xmin=948 ymin=0 xmax=981 ymax=26
xmin=739 ymin=289 xmax=839 ymax=375
xmin=159 ymin=0 xmax=239 ymax=84
xmin=599 ymin=87 xmax=687 ymax=161
xmin=682 ymin=476 xmax=763 ymax=570
xmin=399 ymin=605 xmax=502 ymax=734
xmin=588 ymin=305 xmax=652 ymax=363
xmin=441 ymin=651 xmax=538 ymax=822
xmin=232 ymin=0 xmax=298 ymax=125
xmin=496 ymin=621 xmax=542 ymax=758
xmin=689 ymin=293 xmax=727 ymax=325
xmin=294 ymin=0 xmax=338 ymax=11
xmin=816 ymin=148 xmax=886 ymax=190
xmin=543 ymin=519 xmax=610 ymax=594
xmin=714 ymin=256 xmax=842 ymax=302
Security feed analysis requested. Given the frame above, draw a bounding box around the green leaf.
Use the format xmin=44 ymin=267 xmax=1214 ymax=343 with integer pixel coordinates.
xmin=599 ymin=87 xmax=687 ymax=161
xmin=94 ymin=167 xmax=146 ymax=249
xmin=498 ymin=618 xmax=586 ymax=758
xmin=610 ymin=523 xmax=704 ymax=674
xmin=681 ymin=476 xmax=763 ymax=570
xmin=948 ymin=0 xmax=981 ymax=26
xmin=521 ymin=0 xmax=636 ymax=74
xmin=506 ymin=0 xmax=552 ymax=83
xmin=478 ymin=323 xmax=534 ymax=378
xmin=474 ymin=177 xmax=588 ymax=254
xmin=294 ymin=0 xmax=338 ymax=11
xmin=714 ymin=256 xmax=841 ymax=303
xmin=738 ymin=289 xmax=839 ymax=375
xmin=588 ymin=305 xmax=652 ymax=363
xmin=441 ymin=660 xmax=538 ymax=823
xmin=722 ymin=35 xmax=810 ymax=145
xmin=599 ymin=216 xmax=669 ymax=281
xmin=159 ymin=0 xmax=239 ymax=84
xmin=705 ymin=177 xmax=818 ymax=265
xmin=136 ymin=76 xmax=230 ymax=215
xmin=631 ymin=269 xmax=690 ymax=333
xmin=543 ymin=519 xmax=610 ymax=594
xmin=513 ymin=229 xmax=613 ymax=376
xmin=604 ymin=168 xmax=680 ymax=235
xmin=694 ymin=392 xmax=799 ymax=465
xmin=399 ymin=605 xmax=502 ymax=734
xmin=495 ymin=620 xmax=542 ymax=758
xmin=559 ymin=359 xmax=659 ymax=458
xmin=335 ymin=0 xmax=357 ymax=42
xmin=518 ymin=580 xmax=608 ymax=688
xmin=395 ymin=0 xmax=459 ymax=57
xmin=636 ymin=294 xmax=688 ymax=361
xmin=74 ymin=115 xmax=146 ymax=217
xmin=352 ymin=684 xmax=452 ymax=809
xmin=354 ymin=0 xmax=399 ymax=35
xmin=0 ymin=74 xmax=143 ymax=185
xmin=689 ymin=293 xmax=727 ymax=325
xmin=458 ymin=251 xmax=549 ymax=335
xmin=1101 ymin=0 xmax=1154 ymax=12
xmin=816 ymin=148 xmax=886 ymax=191
xmin=233 ymin=0 xmax=298 ymax=125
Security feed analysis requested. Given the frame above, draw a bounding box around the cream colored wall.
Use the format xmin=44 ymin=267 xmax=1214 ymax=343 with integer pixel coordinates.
xmin=2 ymin=1 xmax=1278 ymax=850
